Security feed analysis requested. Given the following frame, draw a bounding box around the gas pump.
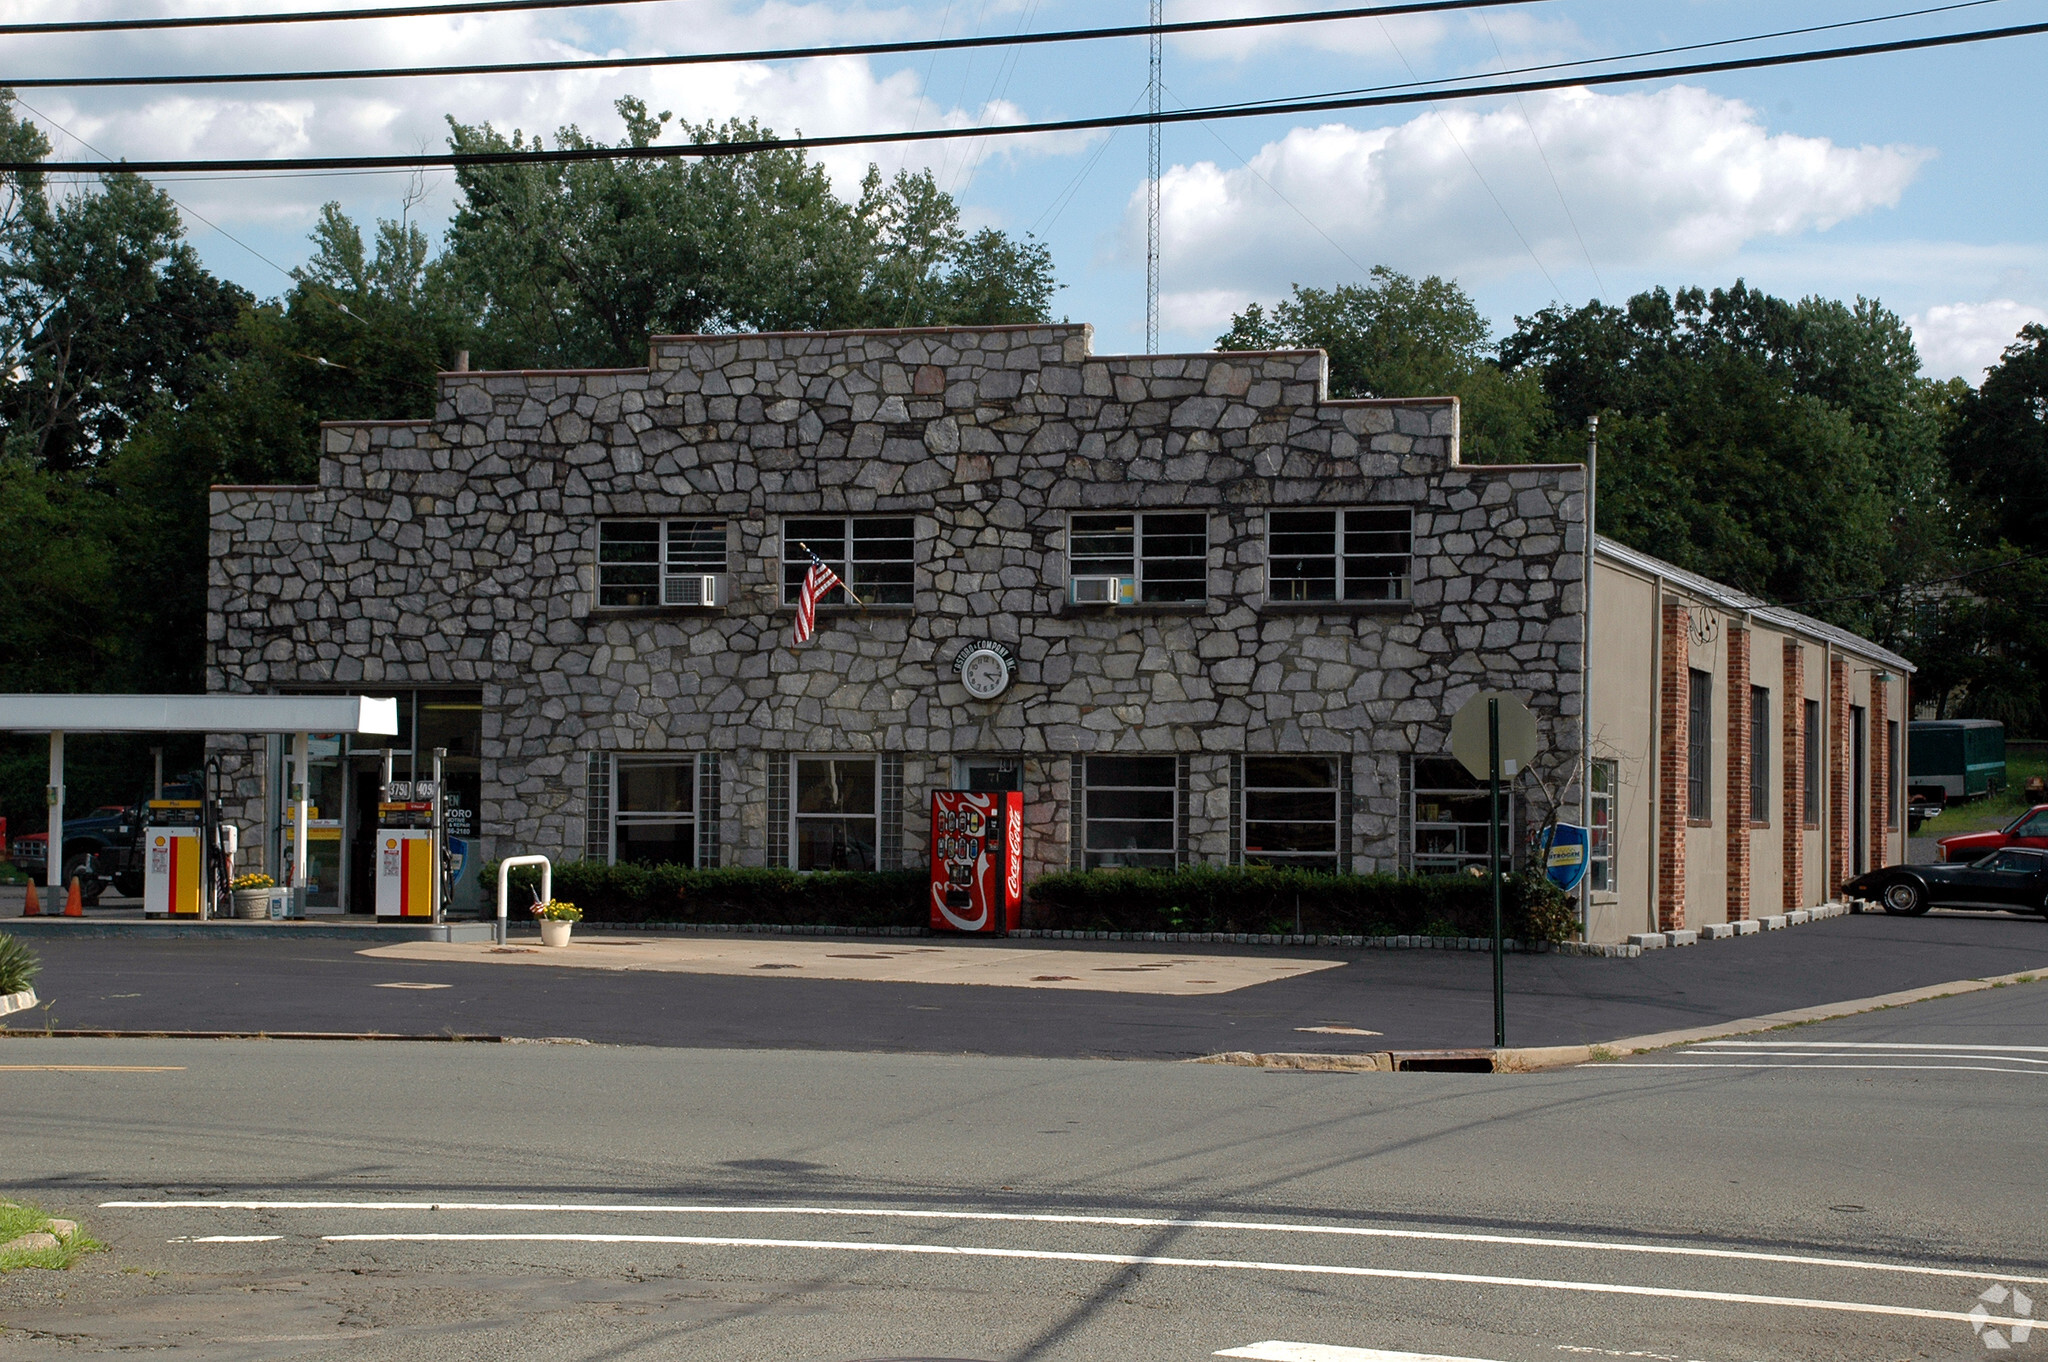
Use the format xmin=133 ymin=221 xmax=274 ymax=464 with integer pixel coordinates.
xmin=929 ymin=790 xmax=1024 ymax=934
xmin=375 ymin=779 xmax=438 ymax=918
xmin=142 ymin=800 xmax=205 ymax=918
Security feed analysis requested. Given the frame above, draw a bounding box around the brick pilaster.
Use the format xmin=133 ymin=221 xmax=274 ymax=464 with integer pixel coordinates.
xmin=1657 ymin=601 xmax=1690 ymax=931
xmin=1782 ymin=639 xmax=1805 ymax=913
xmin=1870 ymin=676 xmax=1889 ymax=870
xmin=1829 ymin=656 xmax=1851 ymax=894
xmin=1725 ymin=626 xmax=1751 ymax=921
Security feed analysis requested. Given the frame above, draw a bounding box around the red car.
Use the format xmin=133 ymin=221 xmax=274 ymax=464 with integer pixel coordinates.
xmin=1938 ymin=804 xmax=2048 ymax=861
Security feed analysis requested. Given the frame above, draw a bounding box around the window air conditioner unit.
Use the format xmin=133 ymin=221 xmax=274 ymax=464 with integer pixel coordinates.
xmin=1070 ymin=575 xmax=1135 ymax=606
xmin=662 ymin=573 xmax=727 ymax=607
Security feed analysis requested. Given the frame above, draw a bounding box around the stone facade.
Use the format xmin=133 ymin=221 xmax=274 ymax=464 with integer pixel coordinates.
xmin=208 ymin=323 xmax=1587 ymax=889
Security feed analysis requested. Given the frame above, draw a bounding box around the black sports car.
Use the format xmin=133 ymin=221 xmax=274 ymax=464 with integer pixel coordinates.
xmin=1844 ymin=847 xmax=2048 ymax=916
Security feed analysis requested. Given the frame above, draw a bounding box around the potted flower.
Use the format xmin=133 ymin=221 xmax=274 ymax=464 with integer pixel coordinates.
xmin=531 ymin=899 xmax=582 ymax=947
xmin=230 ymin=872 xmax=277 ymax=920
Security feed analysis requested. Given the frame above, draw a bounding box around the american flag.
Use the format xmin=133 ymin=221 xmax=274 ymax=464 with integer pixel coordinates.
xmin=791 ymin=549 xmax=851 ymax=646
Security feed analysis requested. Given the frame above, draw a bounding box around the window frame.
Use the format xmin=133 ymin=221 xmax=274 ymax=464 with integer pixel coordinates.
xmin=791 ymin=755 xmax=881 ymax=872
xmin=596 ymin=519 xmax=728 ymax=609
xmin=781 ymin=516 xmax=917 ymax=609
xmin=1411 ymin=757 xmax=1517 ymax=876
xmin=609 ymin=754 xmax=698 ymax=867
xmin=1588 ymin=759 xmax=1615 ymax=893
xmin=1887 ymin=718 xmax=1901 ymax=829
xmin=1264 ymin=506 xmax=1415 ymax=605
xmin=1066 ymin=511 xmax=1210 ymax=605
xmin=1082 ymin=755 xmax=1180 ymax=869
xmin=1803 ymin=697 xmax=1822 ymax=828
xmin=1241 ymin=755 xmax=1341 ymax=870
xmin=1687 ymin=668 xmax=1713 ymax=823
xmin=1749 ymin=684 xmax=1771 ymax=825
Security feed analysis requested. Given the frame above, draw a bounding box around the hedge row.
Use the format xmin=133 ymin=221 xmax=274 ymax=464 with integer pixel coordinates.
xmin=481 ymin=860 xmax=1578 ymax=942
xmin=483 ymin=860 xmax=928 ymax=928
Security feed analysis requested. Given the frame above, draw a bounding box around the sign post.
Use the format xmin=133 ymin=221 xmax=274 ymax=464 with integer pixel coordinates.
xmin=1451 ymin=691 xmax=1539 ymax=1051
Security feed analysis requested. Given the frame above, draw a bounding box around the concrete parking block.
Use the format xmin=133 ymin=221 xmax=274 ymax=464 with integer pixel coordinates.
xmin=1787 ymin=910 xmax=1812 ymax=925
xmin=1731 ymin=920 xmax=1761 ymax=936
xmin=1700 ymin=924 xmax=1735 ymax=940
xmin=1665 ymin=930 xmax=1699 ymax=946
xmin=1761 ymin=915 xmax=1788 ymax=930
xmin=1626 ymin=933 xmax=1666 ymax=948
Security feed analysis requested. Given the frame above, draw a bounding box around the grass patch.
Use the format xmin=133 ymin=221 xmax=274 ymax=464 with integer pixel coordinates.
xmin=0 ymin=1198 xmax=103 ymax=1271
xmin=1922 ymin=752 xmax=2048 ymax=836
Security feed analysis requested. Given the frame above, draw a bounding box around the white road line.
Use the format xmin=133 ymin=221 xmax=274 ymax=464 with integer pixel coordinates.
xmin=304 ymin=1232 xmax=2036 ymax=1329
xmin=1218 ymin=1344 xmax=1500 ymax=1362
xmin=1685 ymin=1051 xmax=2048 ymax=1066
xmin=1700 ymin=1040 xmax=2048 ymax=1053
xmin=1616 ymin=1062 xmax=2044 ymax=1075
xmin=167 ymin=1235 xmax=281 ymax=1243
xmin=96 ymin=1199 xmax=2048 ymax=1287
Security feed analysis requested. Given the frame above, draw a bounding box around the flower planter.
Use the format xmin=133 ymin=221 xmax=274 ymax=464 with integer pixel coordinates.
xmin=539 ymin=919 xmax=574 ymax=947
xmin=232 ymin=888 xmax=272 ymax=920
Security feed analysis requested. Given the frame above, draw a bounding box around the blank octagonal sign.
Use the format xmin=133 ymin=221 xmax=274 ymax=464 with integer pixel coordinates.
xmin=1450 ymin=690 xmax=1539 ymax=782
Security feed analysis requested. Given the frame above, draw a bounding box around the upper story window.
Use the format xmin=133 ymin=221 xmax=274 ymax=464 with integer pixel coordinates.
xmin=598 ymin=520 xmax=727 ymax=607
xmin=782 ymin=517 xmax=916 ymax=607
xmin=1068 ymin=512 xmax=1207 ymax=604
xmin=1267 ymin=507 xmax=1413 ymax=603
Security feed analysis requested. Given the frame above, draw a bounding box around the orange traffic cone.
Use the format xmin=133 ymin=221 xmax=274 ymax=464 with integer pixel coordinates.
xmin=22 ymin=880 xmax=39 ymax=916
xmin=64 ymin=878 xmax=84 ymax=917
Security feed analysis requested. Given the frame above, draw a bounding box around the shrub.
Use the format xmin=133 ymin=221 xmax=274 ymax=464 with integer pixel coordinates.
xmin=0 ymin=934 xmax=38 ymax=995
xmin=481 ymin=860 xmax=926 ymax=928
xmin=1022 ymin=865 xmax=1578 ymax=942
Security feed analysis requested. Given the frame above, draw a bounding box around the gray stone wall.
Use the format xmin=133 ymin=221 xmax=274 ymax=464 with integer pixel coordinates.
xmin=208 ymin=323 xmax=1587 ymax=880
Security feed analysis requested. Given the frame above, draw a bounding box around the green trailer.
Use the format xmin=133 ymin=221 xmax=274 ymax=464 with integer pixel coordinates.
xmin=1908 ymin=719 xmax=2006 ymax=803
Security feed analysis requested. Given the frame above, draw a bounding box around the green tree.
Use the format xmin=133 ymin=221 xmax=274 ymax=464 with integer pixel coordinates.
xmin=1215 ymin=268 xmax=1548 ymax=462
xmin=438 ymin=99 xmax=1058 ymax=369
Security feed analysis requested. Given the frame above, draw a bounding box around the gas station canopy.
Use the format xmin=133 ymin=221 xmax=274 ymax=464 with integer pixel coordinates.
xmin=0 ymin=693 xmax=398 ymax=736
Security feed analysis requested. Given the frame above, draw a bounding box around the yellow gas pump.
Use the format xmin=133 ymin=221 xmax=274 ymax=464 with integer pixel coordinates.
xmin=375 ymin=781 xmax=437 ymax=918
xmin=142 ymin=799 xmax=204 ymax=917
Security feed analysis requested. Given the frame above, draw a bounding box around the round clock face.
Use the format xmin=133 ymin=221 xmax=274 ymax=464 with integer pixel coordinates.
xmin=959 ymin=646 xmax=1012 ymax=700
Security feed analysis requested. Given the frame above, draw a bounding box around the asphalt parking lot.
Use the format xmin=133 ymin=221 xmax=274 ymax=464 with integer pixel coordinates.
xmin=5 ymin=905 xmax=2045 ymax=1056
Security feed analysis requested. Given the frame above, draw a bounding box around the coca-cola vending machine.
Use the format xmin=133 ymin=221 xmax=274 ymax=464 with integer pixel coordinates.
xmin=930 ymin=790 xmax=1023 ymax=934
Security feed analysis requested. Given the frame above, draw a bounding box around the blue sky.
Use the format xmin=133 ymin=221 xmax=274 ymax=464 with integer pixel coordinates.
xmin=8 ymin=0 xmax=2048 ymax=378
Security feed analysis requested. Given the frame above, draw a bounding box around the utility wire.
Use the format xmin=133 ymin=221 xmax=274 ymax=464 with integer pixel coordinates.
xmin=1219 ymin=0 xmax=2015 ymax=114
xmin=0 ymin=0 xmax=684 ymax=37
xmin=0 ymin=0 xmax=1549 ymax=89
xmin=1479 ymin=10 xmax=1607 ymax=300
xmin=10 ymin=16 xmax=2048 ymax=174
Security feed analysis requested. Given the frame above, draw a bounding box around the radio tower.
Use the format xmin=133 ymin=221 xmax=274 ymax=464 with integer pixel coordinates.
xmin=1146 ymin=0 xmax=1161 ymax=354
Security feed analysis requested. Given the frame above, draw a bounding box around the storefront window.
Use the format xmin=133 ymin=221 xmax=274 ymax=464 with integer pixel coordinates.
xmin=1412 ymin=757 xmax=1514 ymax=875
xmin=795 ymin=757 xmax=878 ymax=870
xmin=1243 ymin=756 xmax=1338 ymax=869
xmin=1084 ymin=755 xmax=1178 ymax=868
xmin=614 ymin=758 xmax=696 ymax=866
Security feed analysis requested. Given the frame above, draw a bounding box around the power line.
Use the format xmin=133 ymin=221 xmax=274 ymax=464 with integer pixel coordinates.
xmin=9 ymin=16 xmax=2048 ymax=175
xmin=1147 ymin=0 xmax=1162 ymax=355
xmin=0 ymin=0 xmax=682 ymax=37
xmin=1218 ymin=0 xmax=2016 ymax=115
xmin=0 ymin=0 xmax=1550 ymax=89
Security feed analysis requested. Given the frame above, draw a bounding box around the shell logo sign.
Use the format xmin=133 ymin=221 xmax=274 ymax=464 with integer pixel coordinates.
xmin=384 ymin=837 xmax=398 ymax=850
xmin=153 ymin=835 xmax=167 ymax=848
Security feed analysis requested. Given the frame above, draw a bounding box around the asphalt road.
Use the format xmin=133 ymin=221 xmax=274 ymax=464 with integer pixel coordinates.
xmin=2 ymin=976 xmax=2046 ymax=1361
xmin=8 ymin=909 xmax=2048 ymax=1056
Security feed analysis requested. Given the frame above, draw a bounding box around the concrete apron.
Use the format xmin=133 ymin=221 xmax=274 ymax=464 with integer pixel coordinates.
xmin=359 ymin=937 xmax=1347 ymax=996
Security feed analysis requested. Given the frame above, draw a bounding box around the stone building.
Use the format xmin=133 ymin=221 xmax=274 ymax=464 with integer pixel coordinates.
xmin=206 ymin=321 xmax=1905 ymax=939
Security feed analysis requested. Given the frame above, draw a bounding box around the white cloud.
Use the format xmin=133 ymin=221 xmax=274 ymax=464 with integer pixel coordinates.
xmin=1908 ymin=300 xmax=2048 ymax=381
xmin=4 ymin=0 xmax=1077 ymax=262
xmin=1136 ymin=85 xmax=1932 ymax=325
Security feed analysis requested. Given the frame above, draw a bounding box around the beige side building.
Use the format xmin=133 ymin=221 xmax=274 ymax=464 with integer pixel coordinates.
xmin=1586 ymin=538 xmax=1912 ymax=942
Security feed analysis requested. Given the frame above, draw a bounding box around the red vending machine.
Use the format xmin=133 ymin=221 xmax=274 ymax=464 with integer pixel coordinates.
xmin=930 ymin=790 xmax=1024 ymax=934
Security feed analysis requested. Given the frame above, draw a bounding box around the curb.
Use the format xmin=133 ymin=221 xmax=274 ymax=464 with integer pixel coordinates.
xmin=0 ymin=1027 xmax=515 ymax=1042
xmin=1191 ymin=967 xmax=2047 ymax=1075
xmin=1 ymin=918 xmax=496 ymax=942
xmin=578 ymin=920 xmax=1632 ymax=956
xmin=0 ymin=989 xmax=36 ymax=1018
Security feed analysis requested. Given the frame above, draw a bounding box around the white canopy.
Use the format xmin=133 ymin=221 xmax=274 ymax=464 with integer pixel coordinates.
xmin=0 ymin=693 xmax=399 ymax=736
